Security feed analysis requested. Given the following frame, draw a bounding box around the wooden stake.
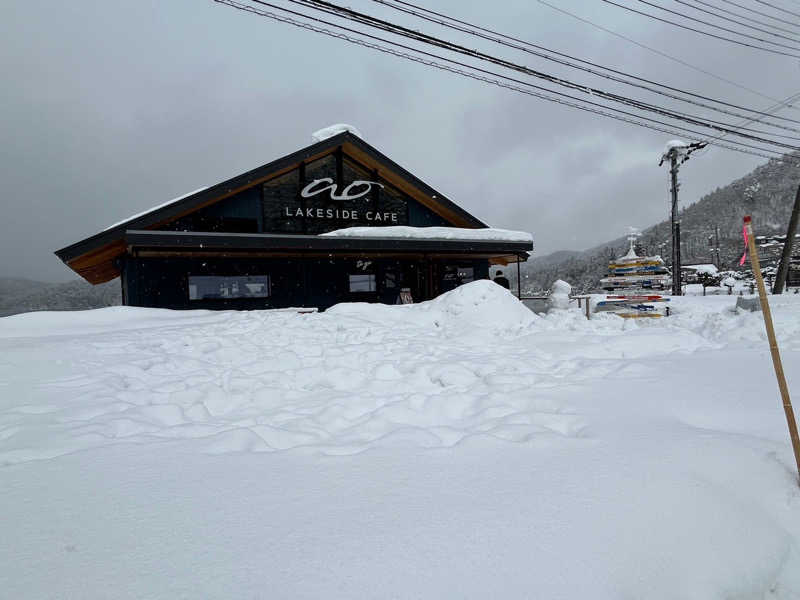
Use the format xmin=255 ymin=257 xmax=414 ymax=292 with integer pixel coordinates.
xmin=744 ymin=216 xmax=800 ymax=486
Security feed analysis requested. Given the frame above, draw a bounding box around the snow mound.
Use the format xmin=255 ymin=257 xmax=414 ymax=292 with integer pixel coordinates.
xmin=328 ymin=280 xmax=536 ymax=332
xmin=321 ymin=225 xmax=533 ymax=243
xmin=420 ymin=279 xmax=536 ymax=329
xmin=311 ymin=123 xmax=363 ymax=142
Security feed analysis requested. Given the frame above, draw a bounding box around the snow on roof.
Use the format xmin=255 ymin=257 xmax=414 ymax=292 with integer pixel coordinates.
xmin=103 ymin=187 xmax=209 ymax=232
xmin=319 ymin=225 xmax=533 ymax=243
xmin=661 ymin=139 xmax=689 ymax=160
xmin=311 ymin=123 xmax=363 ymax=143
xmin=682 ymin=264 xmax=718 ymax=275
xmin=622 ymin=245 xmax=639 ymax=260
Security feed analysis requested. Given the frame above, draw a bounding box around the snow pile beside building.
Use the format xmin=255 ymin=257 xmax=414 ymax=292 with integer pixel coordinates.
xmin=321 ymin=225 xmax=533 ymax=242
xmin=2 ymin=286 xmax=800 ymax=598
xmin=328 ymin=279 xmax=536 ymax=333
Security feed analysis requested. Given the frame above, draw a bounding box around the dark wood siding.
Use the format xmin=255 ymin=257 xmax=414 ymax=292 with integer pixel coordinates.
xmin=159 ymin=187 xmax=263 ymax=233
xmin=122 ymin=254 xmax=492 ymax=311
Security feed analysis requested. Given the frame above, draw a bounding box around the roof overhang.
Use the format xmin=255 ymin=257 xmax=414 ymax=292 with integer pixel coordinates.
xmin=55 ymin=131 xmax=494 ymax=284
xmin=124 ymin=230 xmax=531 ymax=261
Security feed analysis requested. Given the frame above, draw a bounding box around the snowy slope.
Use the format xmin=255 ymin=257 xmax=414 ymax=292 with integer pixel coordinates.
xmin=1 ymin=282 xmax=799 ymax=598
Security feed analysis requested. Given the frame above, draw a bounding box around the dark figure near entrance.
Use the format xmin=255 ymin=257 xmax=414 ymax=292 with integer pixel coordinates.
xmin=493 ymin=270 xmax=510 ymax=290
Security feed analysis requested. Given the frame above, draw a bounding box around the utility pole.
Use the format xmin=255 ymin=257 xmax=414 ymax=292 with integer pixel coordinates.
xmin=669 ymin=150 xmax=681 ymax=295
xmin=773 ymin=183 xmax=800 ymax=294
xmin=708 ymin=226 xmax=721 ymax=268
xmin=659 ymin=140 xmax=707 ymax=296
xmin=669 ymin=148 xmax=681 ymax=296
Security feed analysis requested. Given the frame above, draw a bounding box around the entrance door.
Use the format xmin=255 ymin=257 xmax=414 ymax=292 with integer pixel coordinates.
xmin=438 ymin=262 xmax=476 ymax=295
xmin=376 ymin=260 xmax=426 ymax=304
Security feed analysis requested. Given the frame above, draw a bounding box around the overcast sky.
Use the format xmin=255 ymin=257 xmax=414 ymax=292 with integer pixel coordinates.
xmin=3 ymin=0 xmax=797 ymax=282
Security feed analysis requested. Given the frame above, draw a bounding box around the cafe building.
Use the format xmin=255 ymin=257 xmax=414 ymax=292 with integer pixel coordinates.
xmin=55 ymin=130 xmax=532 ymax=311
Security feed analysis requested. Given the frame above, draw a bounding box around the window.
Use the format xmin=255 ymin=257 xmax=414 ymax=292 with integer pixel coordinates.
xmin=349 ymin=274 xmax=376 ymax=292
xmin=442 ymin=266 xmax=474 ymax=284
xmin=457 ymin=267 xmax=474 ymax=283
xmin=188 ymin=275 xmax=270 ymax=300
xmin=441 ymin=265 xmax=475 ymax=293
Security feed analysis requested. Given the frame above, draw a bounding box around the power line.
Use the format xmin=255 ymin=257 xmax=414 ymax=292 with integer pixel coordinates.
xmin=599 ymin=0 xmax=800 ymax=57
xmin=284 ymin=0 xmax=800 ymax=148
xmin=534 ymin=0 xmax=800 ymax=110
xmin=698 ymin=90 xmax=800 ymax=156
xmin=718 ymin=0 xmax=800 ymax=28
xmin=213 ymin=0 xmax=786 ymax=159
xmin=371 ymin=0 xmax=800 ymax=129
xmin=671 ymin=0 xmax=800 ymax=44
xmin=752 ymin=0 xmax=800 ymax=20
xmin=681 ymin=0 xmax=800 ymax=36
xmin=634 ymin=0 xmax=800 ymax=49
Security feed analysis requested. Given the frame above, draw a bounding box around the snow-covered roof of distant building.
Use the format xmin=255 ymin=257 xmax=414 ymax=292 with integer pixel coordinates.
xmin=681 ymin=263 xmax=718 ymax=275
xmin=320 ymin=226 xmax=533 ymax=243
xmin=312 ymin=124 xmax=363 ymax=143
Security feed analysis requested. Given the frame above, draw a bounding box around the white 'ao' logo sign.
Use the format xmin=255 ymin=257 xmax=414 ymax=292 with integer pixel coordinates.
xmin=300 ymin=178 xmax=384 ymax=201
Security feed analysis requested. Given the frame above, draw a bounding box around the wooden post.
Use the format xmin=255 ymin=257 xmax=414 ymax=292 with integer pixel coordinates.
xmin=744 ymin=215 xmax=800 ymax=486
xmin=670 ymin=150 xmax=681 ymax=296
xmin=585 ymin=297 xmax=591 ymax=320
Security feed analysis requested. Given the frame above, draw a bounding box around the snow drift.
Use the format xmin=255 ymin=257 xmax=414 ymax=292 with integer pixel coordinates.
xmin=1 ymin=283 xmax=800 ymax=598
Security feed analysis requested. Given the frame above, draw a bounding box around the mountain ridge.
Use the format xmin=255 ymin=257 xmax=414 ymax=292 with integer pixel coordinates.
xmin=522 ymin=152 xmax=800 ymax=292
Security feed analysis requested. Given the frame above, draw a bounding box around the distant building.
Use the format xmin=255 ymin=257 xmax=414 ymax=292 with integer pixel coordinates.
xmin=680 ymin=264 xmax=718 ymax=284
xmin=56 ymin=131 xmax=531 ymax=310
xmin=756 ymin=233 xmax=800 ymax=288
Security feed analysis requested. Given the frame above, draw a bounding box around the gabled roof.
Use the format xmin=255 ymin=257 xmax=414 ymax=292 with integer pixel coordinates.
xmin=55 ymin=132 xmax=489 ymax=284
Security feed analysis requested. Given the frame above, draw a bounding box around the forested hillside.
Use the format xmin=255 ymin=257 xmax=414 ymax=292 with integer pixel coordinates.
xmin=0 ymin=279 xmax=121 ymax=317
xmin=522 ymin=152 xmax=800 ymax=293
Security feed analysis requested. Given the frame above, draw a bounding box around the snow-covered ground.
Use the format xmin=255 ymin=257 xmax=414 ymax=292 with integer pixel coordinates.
xmin=1 ymin=281 xmax=799 ymax=598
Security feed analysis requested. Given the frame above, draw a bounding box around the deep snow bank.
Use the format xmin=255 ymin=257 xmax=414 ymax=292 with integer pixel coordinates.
xmin=2 ymin=285 xmax=800 ymax=598
xmin=327 ymin=279 xmax=537 ymax=332
xmin=0 ymin=282 xmax=542 ymax=463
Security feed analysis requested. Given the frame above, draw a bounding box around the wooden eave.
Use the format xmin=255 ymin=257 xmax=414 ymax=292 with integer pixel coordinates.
xmin=125 ymin=230 xmax=531 ymax=257
xmin=55 ymin=132 xmax=491 ymax=284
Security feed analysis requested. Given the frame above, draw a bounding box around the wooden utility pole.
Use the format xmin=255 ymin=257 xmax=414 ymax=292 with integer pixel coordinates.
xmin=773 ymin=183 xmax=800 ymax=294
xmin=744 ymin=215 xmax=800 ymax=486
xmin=670 ymin=151 xmax=682 ymax=296
xmin=660 ymin=141 xmax=706 ymax=296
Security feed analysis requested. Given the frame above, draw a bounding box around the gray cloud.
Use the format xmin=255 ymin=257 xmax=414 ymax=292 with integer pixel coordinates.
xmin=1 ymin=0 xmax=788 ymax=281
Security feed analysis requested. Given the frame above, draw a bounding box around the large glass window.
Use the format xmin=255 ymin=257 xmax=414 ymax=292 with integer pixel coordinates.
xmin=349 ymin=274 xmax=376 ymax=292
xmin=188 ymin=275 xmax=270 ymax=300
xmin=442 ymin=266 xmax=474 ymax=284
xmin=440 ymin=265 xmax=475 ymax=293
